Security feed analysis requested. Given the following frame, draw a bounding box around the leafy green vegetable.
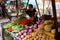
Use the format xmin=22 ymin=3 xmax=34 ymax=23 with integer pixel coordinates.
xmin=15 ymin=16 xmax=26 ymax=23
xmin=4 ymin=23 xmax=16 ymax=28
xmin=5 ymin=35 xmax=13 ymax=40
xmin=13 ymin=28 xmax=23 ymax=33
xmin=12 ymin=25 xmax=24 ymax=33
xmin=4 ymin=29 xmax=13 ymax=40
xmin=4 ymin=29 xmax=9 ymax=36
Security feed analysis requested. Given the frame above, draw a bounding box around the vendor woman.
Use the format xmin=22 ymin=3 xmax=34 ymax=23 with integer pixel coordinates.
xmin=24 ymin=4 xmax=38 ymax=23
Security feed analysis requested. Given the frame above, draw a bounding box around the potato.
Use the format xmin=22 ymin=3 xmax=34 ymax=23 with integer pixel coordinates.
xmin=39 ymin=34 xmax=42 ymax=38
xmin=39 ymin=24 xmax=45 ymax=30
xmin=25 ymin=35 xmax=31 ymax=39
xmin=34 ymin=38 xmax=37 ymax=40
xmin=24 ymin=37 xmax=27 ymax=40
xmin=41 ymin=38 xmax=45 ymax=40
xmin=42 ymin=35 xmax=46 ymax=38
xmin=38 ymin=38 xmax=41 ymax=40
xmin=29 ymin=38 xmax=33 ymax=40
xmin=36 ymin=36 xmax=39 ymax=39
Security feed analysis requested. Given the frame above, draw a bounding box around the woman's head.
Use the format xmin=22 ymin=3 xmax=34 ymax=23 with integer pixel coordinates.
xmin=28 ymin=4 xmax=33 ymax=11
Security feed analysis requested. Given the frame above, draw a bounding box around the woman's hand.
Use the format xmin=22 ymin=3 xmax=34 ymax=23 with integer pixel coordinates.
xmin=29 ymin=17 xmax=34 ymax=22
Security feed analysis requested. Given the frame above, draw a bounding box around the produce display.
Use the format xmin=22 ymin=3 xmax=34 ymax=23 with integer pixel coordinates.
xmin=2 ymin=0 xmax=58 ymax=40
xmin=3 ymin=16 xmax=55 ymax=40
xmin=15 ymin=20 xmax=55 ymax=40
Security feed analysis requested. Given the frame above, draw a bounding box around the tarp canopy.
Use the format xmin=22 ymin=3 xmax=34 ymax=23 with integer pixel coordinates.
xmin=44 ymin=0 xmax=60 ymax=2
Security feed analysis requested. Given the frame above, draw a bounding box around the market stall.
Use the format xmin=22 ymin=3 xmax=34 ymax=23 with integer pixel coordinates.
xmin=1 ymin=0 xmax=60 ymax=40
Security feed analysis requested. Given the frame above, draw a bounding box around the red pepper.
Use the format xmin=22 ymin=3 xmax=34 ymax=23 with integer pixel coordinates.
xmin=7 ymin=28 xmax=13 ymax=32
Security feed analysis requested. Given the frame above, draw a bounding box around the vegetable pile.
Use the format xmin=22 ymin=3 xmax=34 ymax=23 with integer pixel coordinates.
xmin=4 ymin=23 xmax=24 ymax=33
xmin=3 ymin=15 xmax=55 ymax=40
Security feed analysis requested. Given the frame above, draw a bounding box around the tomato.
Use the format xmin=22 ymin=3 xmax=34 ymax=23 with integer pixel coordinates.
xmin=7 ymin=28 xmax=13 ymax=32
xmin=19 ymin=18 xmax=29 ymax=25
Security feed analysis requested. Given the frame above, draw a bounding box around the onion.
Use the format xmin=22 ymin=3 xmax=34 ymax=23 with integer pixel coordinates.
xmin=26 ymin=29 xmax=32 ymax=35
xmin=24 ymin=30 xmax=27 ymax=33
xmin=23 ymin=32 xmax=27 ymax=36
xmin=19 ymin=38 xmax=22 ymax=40
xmin=17 ymin=34 xmax=21 ymax=37
xmin=25 ymin=26 xmax=30 ymax=30
xmin=29 ymin=25 xmax=33 ymax=29
xmin=17 ymin=35 xmax=21 ymax=38
xmin=25 ymin=25 xmax=29 ymax=28
xmin=28 ymin=29 xmax=32 ymax=33
xmin=34 ymin=24 xmax=37 ymax=28
xmin=22 ymin=39 xmax=24 ymax=40
xmin=19 ymin=32 xmax=22 ymax=35
xmin=16 ymin=33 xmax=18 ymax=36
xmin=16 ymin=37 xmax=19 ymax=39
xmin=21 ymin=30 xmax=24 ymax=34
xmin=36 ymin=22 xmax=39 ymax=24
xmin=27 ymin=32 xmax=30 ymax=35
xmin=21 ymin=35 xmax=24 ymax=39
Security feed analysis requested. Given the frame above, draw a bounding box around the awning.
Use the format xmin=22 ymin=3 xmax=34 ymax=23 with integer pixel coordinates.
xmin=45 ymin=0 xmax=60 ymax=2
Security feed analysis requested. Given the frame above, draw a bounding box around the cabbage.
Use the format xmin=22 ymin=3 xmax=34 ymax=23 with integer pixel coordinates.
xmin=13 ymin=28 xmax=24 ymax=33
xmin=12 ymin=25 xmax=24 ymax=33
xmin=4 ymin=23 xmax=16 ymax=29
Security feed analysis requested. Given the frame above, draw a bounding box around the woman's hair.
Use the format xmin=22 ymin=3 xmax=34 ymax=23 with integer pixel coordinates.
xmin=29 ymin=4 xmax=33 ymax=8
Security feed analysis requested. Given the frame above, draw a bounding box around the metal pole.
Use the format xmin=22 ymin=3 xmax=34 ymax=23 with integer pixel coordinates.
xmin=2 ymin=1 xmax=11 ymax=20
xmin=35 ymin=0 xmax=41 ymax=16
xmin=16 ymin=0 xmax=18 ymax=17
xmin=46 ymin=0 xmax=50 ymax=15
xmin=26 ymin=0 xmax=29 ymax=9
xmin=51 ymin=0 xmax=57 ymax=23
xmin=42 ymin=0 xmax=45 ymax=15
xmin=51 ymin=0 xmax=58 ymax=39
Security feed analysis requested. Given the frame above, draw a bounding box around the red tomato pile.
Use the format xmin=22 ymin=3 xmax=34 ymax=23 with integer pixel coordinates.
xmin=19 ymin=18 xmax=29 ymax=25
